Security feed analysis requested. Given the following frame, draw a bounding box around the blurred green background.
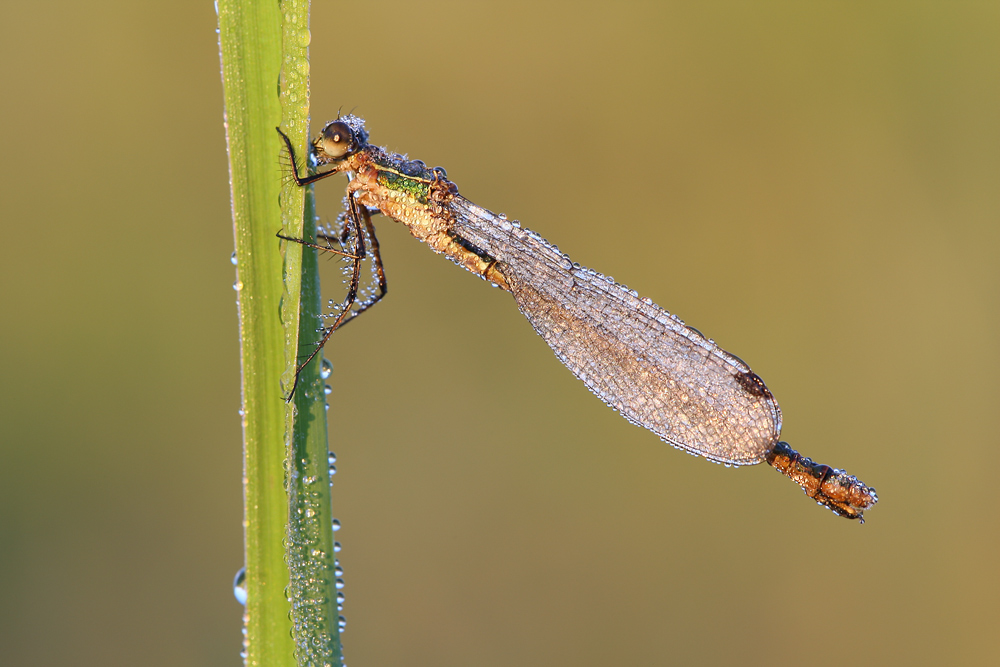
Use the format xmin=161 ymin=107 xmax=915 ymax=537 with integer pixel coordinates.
xmin=1 ymin=1 xmax=997 ymax=665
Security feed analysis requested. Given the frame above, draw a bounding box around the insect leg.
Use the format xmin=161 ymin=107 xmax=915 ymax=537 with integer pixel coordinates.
xmin=342 ymin=204 xmax=388 ymax=323
xmin=277 ymin=232 xmax=362 ymax=260
xmin=285 ymin=191 xmax=367 ymax=400
xmin=276 ymin=126 xmax=342 ymax=187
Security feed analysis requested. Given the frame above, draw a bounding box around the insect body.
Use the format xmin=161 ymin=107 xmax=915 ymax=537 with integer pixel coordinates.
xmin=278 ymin=116 xmax=877 ymax=521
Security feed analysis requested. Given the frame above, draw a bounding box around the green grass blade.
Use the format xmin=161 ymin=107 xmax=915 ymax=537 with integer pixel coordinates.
xmin=218 ymin=0 xmax=302 ymax=665
xmin=275 ymin=2 xmax=344 ymax=663
xmin=222 ymin=0 xmax=341 ymax=662
xmin=285 ymin=187 xmax=345 ymax=666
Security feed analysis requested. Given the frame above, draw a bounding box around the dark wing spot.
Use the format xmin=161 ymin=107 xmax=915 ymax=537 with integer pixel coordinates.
xmin=734 ymin=370 xmax=773 ymax=399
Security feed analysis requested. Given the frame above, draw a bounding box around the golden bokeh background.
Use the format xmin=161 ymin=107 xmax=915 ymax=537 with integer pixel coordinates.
xmin=1 ymin=2 xmax=997 ymax=665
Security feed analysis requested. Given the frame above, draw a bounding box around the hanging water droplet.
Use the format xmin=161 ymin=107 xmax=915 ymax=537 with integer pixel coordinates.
xmin=324 ymin=384 xmax=333 ymax=396
xmin=336 ymin=591 xmax=345 ymax=604
xmin=334 ymin=564 xmax=344 ymax=577
xmin=233 ymin=280 xmax=243 ymax=291
xmin=331 ymin=518 xmax=341 ymax=531
xmin=335 ymin=578 xmax=345 ymax=590
xmin=333 ymin=541 xmax=342 ymax=552
xmin=338 ymin=615 xmax=346 ymax=631
xmin=320 ymin=358 xmax=333 ymax=379
xmin=230 ymin=251 xmax=238 ymax=265
xmin=233 ymin=567 xmax=247 ymax=605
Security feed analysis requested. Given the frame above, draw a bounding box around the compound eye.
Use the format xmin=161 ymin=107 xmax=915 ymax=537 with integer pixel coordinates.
xmin=320 ymin=121 xmax=355 ymax=158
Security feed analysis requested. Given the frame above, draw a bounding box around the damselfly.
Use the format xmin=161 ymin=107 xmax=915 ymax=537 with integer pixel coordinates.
xmin=277 ymin=116 xmax=878 ymax=521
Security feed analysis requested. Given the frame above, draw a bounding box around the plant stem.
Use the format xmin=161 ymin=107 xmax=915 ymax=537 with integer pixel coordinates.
xmin=222 ymin=0 xmax=340 ymax=663
xmin=273 ymin=3 xmax=344 ymax=664
xmin=221 ymin=0 xmax=340 ymax=664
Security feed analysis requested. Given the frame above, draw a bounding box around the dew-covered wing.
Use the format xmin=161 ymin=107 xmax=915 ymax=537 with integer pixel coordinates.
xmin=450 ymin=197 xmax=782 ymax=465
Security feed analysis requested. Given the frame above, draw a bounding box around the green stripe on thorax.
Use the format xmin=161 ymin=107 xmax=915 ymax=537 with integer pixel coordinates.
xmin=369 ymin=150 xmax=435 ymax=204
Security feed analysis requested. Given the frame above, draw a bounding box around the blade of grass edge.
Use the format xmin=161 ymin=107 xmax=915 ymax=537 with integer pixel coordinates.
xmin=276 ymin=1 xmax=345 ymax=665
xmin=285 ymin=185 xmax=344 ymax=665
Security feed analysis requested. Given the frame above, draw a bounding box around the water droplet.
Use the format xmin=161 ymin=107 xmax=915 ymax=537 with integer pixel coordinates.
xmin=335 ymin=578 xmax=345 ymax=590
xmin=338 ymin=615 xmax=346 ymax=630
xmin=331 ymin=518 xmax=341 ymax=531
xmin=336 ymin=591 xmax=345 ymax=604
xmin=233 ymin=567 xmax=247 ymax=605
xmin=334 ymin=564 xmax=344 ymax=577
xmin=333 ymin=541 xmax=342 ymax=552
xmin=328 ymin=464 xmax=337 ymax=476
xmin=320 ymin=358 xmax=333 ymax=379
xmin=233 ymin=280 xmax=243 ymax=291
xmin=304 ymin=508 xmax=316 ymax=518
xmin=230 ymin=251 xmax=238 ymax=265
xmin=324 ymin=384 xmax=332 ymax=396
